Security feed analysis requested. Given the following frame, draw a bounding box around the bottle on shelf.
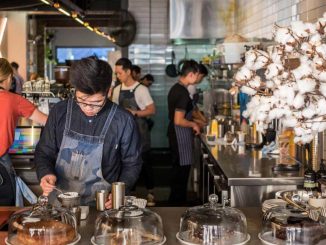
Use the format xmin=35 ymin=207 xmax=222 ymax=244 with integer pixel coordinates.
xmin=304 ymin=161 xmax=317 ymax=195
xmin=316 ymin=159 xmax=326 ymax=192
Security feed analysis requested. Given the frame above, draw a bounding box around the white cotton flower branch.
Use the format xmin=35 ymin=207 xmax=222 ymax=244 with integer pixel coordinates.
xmin=233 ymin=11 xmax=326 ymax=144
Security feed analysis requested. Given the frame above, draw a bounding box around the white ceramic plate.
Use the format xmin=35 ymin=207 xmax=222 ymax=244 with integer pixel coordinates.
xmin=5 ymin=233 xmax=81 ymax=245
xmin=176 ymin=232 xmax=250 ymax=245
xmin=91 ymin=235 xmax=166 ymax=245
xmin=258 ymin=231 xmax=326 ymax=245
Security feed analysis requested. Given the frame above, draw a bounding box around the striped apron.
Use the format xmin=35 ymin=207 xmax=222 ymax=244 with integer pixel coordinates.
xmin=174 ymin=111 xmax=194 ymax=166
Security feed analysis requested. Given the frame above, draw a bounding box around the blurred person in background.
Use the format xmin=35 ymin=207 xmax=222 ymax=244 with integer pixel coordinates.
xmin=10 ymin=62 xmax=25 ymax=94
xmin=131 ymin=65 xmax=142 ymax=81
xmin=140 ymin=74 xmax=154 ymax=88
xmin=167 ymin=59 xmax=200 ymax=206
xmin=0 ymin=58 xmax=47 ymax=206
xmin=112 ymin=58 xmax=156 ymax=206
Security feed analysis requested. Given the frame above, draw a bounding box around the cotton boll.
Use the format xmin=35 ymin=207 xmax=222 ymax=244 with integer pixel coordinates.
xmin=235 ymin=66 xmax=253 ymax=81
xmin=294 ymin=126 xmax=305 ymax=136
xmin=293 ymin=93 xmax=305 ymax=109
xmin=318 ymin=122 xmax=326 ymax=132
xmin=309 ymin=33 xmax=321 ymax=46
xmin=319 ymin=83 xmax=326 ymax=97
xmin=302 ymin=106 xmax=315 ymax=118
xmin=301 ymin=42 xmax=314 ymax=56
xmin=285 ymin=45 xmax=294 ymax=52
xmin=274 ymin=27 xmax=295 ymax=45
xmin=265 ymin=63 xmax=283 ymax=79
xmin=245 ymin=50 xmax=257 ymax=69
xmin=266 ymin=80 xmax=275 ymax=88
xmin=241 ymin=86 xmax=257 ymax=95
xmin=314 ymin=70 xmax=326 ymax=82
xmin=248 ymin=76 xmax=261 ymax=88
xmin=293 ymin=63 xmax=313 ymax=80
xmin=242 ymin=110 xmax=249 ymax=118
xmin=301 ymin=134 xmax=314 ymax=144
xmin=306 ymin=23 xmax=317 ymax=34
xmin=312 ymin=122 xmax=321 ymax=131
xmin=291 ymin=21 xmax=310 ymax=38
xmin=283 ymin=117 xmax=298 ymax=127
xmin=270 ymin=48 xmax=283 ymax=64
xmin=296 ymin=78 xmax=316 ymax=94
xmin=294 ymin=136 xmax=302 ymax=144
xmin=316 ymin=44 xmax=326 ymax=59
xmin=317 ymin=98 xmax=326 ymax=115
xmin=257 ymin=113 xmax=267 ymax=121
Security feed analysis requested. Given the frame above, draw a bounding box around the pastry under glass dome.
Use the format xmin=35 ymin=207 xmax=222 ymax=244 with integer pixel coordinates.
xmin=6 ymin=196 xmax=79 ymax=245
xmin=92 ymin=199 xmax=165 ymax=245
xmin=177 ymin=194 xmax=249 ymax=245
xmin=259 ymin=205 xmax=326 ymax=244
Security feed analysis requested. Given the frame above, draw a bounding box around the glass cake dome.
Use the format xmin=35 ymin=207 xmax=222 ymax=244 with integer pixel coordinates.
xmin=177 ymin=194 xmax=249 ymax=245
xmin=6 ymin=196 xmax=79 ymax=245
xmin=92 ymin=201 xmax=165 ymax=245
xmin=259 ymin=205 xmax=326 ymax=244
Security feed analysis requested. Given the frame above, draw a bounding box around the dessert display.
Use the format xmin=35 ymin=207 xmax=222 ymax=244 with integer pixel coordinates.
xmin=259 ymin=205 xmax=326 ymax=245
xmin=177 ymin=194 xmax=249 ymax=245
xmin=6 ymin=196 xmax=79 ymax=245
xmin=92 ymin=204 xmax=165 ymax=245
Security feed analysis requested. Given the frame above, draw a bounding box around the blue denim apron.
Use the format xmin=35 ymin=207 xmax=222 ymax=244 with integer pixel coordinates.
xmin=0 ymin=154 xmax=37 ymax=206
xmin=55 ymin=98 xmax=117 ymax=205
xmin=118 ymin=84 xmax=150 ymax=152
xmin=174 ymin=111 xmax=194 ymax=166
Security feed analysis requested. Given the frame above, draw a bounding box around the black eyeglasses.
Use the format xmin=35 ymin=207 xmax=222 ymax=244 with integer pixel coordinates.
xmin=74 ymin=94 xmax=107 ymax=111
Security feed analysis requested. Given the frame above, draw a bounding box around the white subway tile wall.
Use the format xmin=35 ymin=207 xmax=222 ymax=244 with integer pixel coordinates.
xmin=236 ymin=0 xmax=326 ymax=40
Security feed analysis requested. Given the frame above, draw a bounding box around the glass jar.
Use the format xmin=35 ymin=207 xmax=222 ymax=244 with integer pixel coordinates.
xmin=6 ymin=196 xmax=79 ymax=245
xmin=177 ymin=194 xmax=249 ymax=245
xmin=92 ymin=203 xmax=165 ymax=245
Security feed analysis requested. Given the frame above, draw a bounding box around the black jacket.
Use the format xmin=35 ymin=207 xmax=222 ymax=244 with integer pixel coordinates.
xmin=34 ymin=99 xmax=142 ymax=193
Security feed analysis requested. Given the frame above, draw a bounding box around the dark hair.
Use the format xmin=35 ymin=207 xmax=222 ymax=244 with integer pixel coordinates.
xmin=10 ymin=61 xmax=19 ymax=70
xmin=0 ymin=58 xmax=13 ymax=82
xmin=178 ymin=59 xmax=200 ymax=77
xmin=115 ymin=58 xmax=132 ymax=71
xmin=131 ymin=65 xmax=141 ymax=74
xmin=70 ymin=56 xmax=112 ymax=95
xmin=199 ymin=64 xmax=208 ymax=76
xmin=141 ymin=74 xmax=154 ymax=82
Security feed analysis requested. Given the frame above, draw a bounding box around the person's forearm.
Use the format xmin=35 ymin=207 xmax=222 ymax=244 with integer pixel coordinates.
xmin=29 ymin=109 xmax=48 ymax=125
xmin=175 ymin=117 xmax=196 ymax=128
xmin=135 ymin=104 xmax=155 ymax=117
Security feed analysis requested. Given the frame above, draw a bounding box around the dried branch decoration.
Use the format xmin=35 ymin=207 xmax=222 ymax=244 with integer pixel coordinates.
xmin=233 ymin=13 xmax=326 ymax=144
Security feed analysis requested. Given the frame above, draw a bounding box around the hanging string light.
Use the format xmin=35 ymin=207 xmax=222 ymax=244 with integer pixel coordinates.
xmin=39 ymin=0 xmax=115 ymax=43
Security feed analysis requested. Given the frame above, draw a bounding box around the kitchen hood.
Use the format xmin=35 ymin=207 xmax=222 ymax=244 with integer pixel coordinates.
xmin=169 ymin=0 xmax=232 ymax=41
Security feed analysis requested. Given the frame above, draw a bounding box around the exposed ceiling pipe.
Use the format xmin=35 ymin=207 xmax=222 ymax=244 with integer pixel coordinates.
xmin=60 ymin=0 xmax=85 ymax=17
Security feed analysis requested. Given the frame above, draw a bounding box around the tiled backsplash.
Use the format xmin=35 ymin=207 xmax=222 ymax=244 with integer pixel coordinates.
xmin=236 ymin=0 xmax=326 ymax=40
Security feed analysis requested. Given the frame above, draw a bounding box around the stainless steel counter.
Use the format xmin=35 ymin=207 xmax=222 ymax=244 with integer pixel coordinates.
xmin=201 ymin=135 xmax=304 ymax=186
xmin=200 ymin=135 xmax=304 ymax=207
xmin=78 ymin=207 xmax=263 ymax=245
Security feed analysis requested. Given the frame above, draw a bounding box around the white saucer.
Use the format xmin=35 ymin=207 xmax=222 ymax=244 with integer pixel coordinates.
xmin=176 ymin=232 xmax=250 ymax=245
xmin=91 ymin=235 xmax=166 ymax=245
xmin=5 ymin=233 xmax=81 ymax=245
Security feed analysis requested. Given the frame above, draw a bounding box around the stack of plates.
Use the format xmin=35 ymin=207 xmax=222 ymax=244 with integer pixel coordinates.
xmin=262 ymin=199 xmax=287 ymax=213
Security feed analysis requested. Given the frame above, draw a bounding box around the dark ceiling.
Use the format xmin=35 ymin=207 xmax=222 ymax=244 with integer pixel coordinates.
xmin=0 ymin=0 xmax=125 ymax=12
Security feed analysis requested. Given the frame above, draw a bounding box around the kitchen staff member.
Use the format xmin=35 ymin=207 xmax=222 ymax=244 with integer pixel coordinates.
xmin=167 ymin=60 xmax=200 ymax=205
xmin=112 ymin=58 xmax=156 ymax=205
xmin=0 ymin=58 xmax=47 ymax=206
xmin=35 ymin=57 xmax=142 ymax=207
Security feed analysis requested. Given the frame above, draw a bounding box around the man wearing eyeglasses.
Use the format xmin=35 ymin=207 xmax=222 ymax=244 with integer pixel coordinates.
xmin=34 ymin=57 xmax=142 ymax=208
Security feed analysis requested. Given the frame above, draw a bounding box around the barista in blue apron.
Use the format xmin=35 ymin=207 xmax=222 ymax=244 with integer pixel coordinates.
xmin=35 ymin=57 xmax=142 ymax=207
xmin=167 ymin=60 xmax=201 ymax=205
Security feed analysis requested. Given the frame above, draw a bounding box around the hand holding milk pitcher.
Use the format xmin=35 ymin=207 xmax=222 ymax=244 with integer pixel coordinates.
xmin=96 ymin=182 xmax=125 ymax=211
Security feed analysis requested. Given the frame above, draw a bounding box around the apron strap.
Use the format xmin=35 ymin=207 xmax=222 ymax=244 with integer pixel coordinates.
xmin=100 ymin=103 xmax=118 ymax=139
xmin=65 ymin=98 xmax=74 ymax=130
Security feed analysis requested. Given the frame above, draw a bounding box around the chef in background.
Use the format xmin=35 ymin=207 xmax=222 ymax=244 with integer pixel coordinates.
xmin=35 ymin=56 xmax=142 ymax=207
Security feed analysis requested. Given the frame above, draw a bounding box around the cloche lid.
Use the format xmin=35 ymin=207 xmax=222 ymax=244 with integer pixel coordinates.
xmin=178 ymin=194 xmax=248 ymax=245
xmin=7 ymin=195 xmax=78 ymax=245
xmin=92 ymin=199 xmax=165 ymax=245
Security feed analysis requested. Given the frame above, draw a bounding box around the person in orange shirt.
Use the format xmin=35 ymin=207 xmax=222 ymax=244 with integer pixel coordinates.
xmin=0 ymin=58 xmax=47 ymax=206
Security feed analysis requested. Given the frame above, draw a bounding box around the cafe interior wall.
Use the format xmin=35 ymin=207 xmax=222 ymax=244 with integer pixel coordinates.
xmin=0 ymin=11 xmax=27 ymax=80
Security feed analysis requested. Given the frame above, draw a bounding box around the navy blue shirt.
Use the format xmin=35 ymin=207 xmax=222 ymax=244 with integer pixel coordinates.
xmin=34 ymin=99 xmax=142 ymax=193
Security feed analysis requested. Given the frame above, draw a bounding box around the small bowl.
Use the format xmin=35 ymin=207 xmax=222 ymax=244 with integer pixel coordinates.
xmin=57 ymin=192 xmax=80 ymax=208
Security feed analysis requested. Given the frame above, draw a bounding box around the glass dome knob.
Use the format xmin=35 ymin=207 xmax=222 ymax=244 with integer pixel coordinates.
xmin=38 ymin=195 xmax=49 ymax=206
xmin=208 ymin=194 xmax=219 ymax=205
